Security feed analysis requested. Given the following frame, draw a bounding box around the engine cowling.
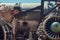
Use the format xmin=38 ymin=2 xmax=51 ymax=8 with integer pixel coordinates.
xmin=43 ymin=16 xmax=60 ymax=40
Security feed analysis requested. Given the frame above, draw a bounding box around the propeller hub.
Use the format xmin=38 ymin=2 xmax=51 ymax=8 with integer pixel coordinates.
xmin=51 ymin=22 xmax=60 ymax=33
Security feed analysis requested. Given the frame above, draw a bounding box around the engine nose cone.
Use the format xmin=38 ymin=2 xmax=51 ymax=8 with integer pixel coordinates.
xmin=51 ymin=22 xmax=60 ymax=33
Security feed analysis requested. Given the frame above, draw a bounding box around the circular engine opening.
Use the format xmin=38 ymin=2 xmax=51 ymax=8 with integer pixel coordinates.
xmin=45 ymin=17 xmax=60 ymax=39
xmin=0 ymin=25 xmax=4 ymax=40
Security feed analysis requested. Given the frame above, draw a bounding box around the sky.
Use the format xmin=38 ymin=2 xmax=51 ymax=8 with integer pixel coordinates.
xmin=0 ymin=0 xmax=55 ymax=9
xmin=0 ymin=0 xmax=41 ymax=8
xmin=0 ymin=0 xmax=41 ymax=3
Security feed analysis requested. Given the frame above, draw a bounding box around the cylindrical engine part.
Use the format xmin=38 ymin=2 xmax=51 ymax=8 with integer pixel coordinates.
xmin=0 ymin=25 xmax=5 ymax=40
xmin=0 ymin=19 xmax=13 ymax=40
